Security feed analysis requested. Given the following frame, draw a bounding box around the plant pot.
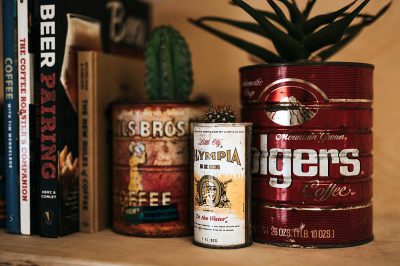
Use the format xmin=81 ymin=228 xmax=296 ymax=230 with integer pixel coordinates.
xmin=112 ymin=102 xmax=206 ymax=237
xmin=240 ymin=62 xmax=373 ymax=248
xmin=192 ymin=123 xmax=252 ymax=248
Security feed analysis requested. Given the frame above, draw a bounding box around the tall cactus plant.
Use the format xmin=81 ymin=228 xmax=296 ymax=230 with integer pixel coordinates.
xmin=146 ymin=26 xmax=193 ymax=101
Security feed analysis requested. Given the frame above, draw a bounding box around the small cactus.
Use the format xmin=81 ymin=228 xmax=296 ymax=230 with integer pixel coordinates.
xmin=145 ymin=26 xmax=193 ymax=101
xmin=204 ymin=105 xmax=237 ymax=123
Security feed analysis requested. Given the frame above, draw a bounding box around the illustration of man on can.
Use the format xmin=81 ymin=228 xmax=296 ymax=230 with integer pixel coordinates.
xmin=128 ymin=142 xmax=146 ymax=191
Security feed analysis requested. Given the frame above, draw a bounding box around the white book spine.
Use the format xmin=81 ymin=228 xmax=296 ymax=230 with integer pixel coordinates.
xmin=17 ymin=0 xmax=31 ymax=235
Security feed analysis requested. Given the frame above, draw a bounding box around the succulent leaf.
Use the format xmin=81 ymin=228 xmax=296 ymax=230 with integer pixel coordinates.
xmin=189 ymin=18 xmax=283 ymax=63
xmin=229 ymin=2 xmax=281 ymax=24
xmin=303 ymin=0 xmax=317 ymax=19
xmin=266 ymin=0 xmax=303 ymax=40
xmin=232 ymin=0 xmax=308 ymax=61
xmin=303 ymin=0 xmax=370 ymax=54
xmin=304 ymin=0 xmax=357 ymax=35
xmin=145 ymin=26 xmax=193 ymax=101
xmin=318 ymin=1 xmax=392 ymax=60
xmin=277 ymin=0 xmax=304 ymax=26
xmin=191 ymin=0 xmax=390 ymax=63
xmin=196 ymin=17 xmax=268 ymax=38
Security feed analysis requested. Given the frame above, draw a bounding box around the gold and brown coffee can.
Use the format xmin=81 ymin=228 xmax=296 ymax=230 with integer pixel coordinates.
xmin=112 ymin=103 xmax=205 ymax=237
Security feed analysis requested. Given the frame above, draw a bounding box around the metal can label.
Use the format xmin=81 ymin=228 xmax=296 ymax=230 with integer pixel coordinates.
xmin=193 ymin=124 xmax=247 ymax=247
xmin=241 ymin=63 xmax=373 ymax=247
xmin=113 ymin=104 xmax=204 ymax=236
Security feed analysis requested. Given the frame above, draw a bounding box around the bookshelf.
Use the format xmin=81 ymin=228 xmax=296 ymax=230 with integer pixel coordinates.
xmin=0 ymin=214 xmax=399 ymax=266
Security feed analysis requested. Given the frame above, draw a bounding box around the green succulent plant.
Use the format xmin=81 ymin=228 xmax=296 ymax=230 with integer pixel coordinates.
xmin=204 ymin=105 xmax=237 ymax=123
xmin=146 ymin=26 xmax=193 ymax=101
xmin=189 ymin=0 xmax=391 ymax=63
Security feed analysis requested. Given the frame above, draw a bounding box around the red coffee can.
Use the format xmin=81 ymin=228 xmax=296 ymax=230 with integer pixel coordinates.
xmin=241 ymin=62 xmax=373 ymax=248
xmin=112 ymin=103 xmax=205 ymax=237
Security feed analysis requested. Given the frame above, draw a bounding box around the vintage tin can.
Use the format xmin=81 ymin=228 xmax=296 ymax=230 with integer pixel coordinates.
xmin=241 ymin=62 xmax=373 ymax=248
xmin=193 ymin=123 xmax=252 ymax=248
xmin=112 ymin=103 xmax=205 ymax=237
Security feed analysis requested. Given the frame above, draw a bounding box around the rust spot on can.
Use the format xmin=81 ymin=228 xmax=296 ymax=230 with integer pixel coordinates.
xmin=112 ymin=103 xmax=205 ymax=237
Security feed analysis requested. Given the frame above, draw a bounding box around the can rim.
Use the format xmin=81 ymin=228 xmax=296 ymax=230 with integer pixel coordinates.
xmin=194 ymin=122 xmax=253 ymax=127
xmin=239 ymin=61 xmax=374 ymax=72
xmin=113 ymin=101 xmax=208 ymax=108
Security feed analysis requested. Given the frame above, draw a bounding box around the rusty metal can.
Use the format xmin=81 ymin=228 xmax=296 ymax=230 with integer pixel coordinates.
xmin=241 ymin=62 xmax=373 ymax=248
xmin=112 ymin=103 xmax=205 ymax=237
xmin=193 ymin=123 xmax=252 ymax=248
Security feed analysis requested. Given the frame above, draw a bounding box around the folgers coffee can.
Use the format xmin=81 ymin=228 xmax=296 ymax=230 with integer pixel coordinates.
xmin=241 ymin=62 xmax=373 ymax=248
xmin=193 ymin=123 xmax=252 ymax=248
xmin=112 ymin=103 xmax=205 ymax=237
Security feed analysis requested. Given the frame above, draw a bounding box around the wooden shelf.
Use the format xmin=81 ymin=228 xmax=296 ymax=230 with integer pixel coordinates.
xmin=0 ymin=214 xmax=399 ymax=266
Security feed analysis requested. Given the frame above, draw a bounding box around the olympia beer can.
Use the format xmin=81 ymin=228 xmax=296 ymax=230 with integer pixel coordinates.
xmin=112 ymin=103 xmax=204 ymax=237
xmin=193 ymin=123 xmax=252 ymax=248
xmin=241 ymin=62 xmax=373 ymax=248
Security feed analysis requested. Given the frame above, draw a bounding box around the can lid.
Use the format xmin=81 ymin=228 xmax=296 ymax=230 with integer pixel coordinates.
xmin=194 ymin=122 xmax=253 ymax=127
xmin=239 ymin=61 xmax=374 ymax=72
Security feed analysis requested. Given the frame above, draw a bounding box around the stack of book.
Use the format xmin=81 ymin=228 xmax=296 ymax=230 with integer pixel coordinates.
xmin=1 ymin=0 xmax=150 ymax=237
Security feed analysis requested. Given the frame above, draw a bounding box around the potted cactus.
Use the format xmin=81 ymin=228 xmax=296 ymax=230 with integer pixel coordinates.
xmin=112 ymin=26 xmax=206 ymax=237
xmin=190 ymin=0 xmax=391 ymax=248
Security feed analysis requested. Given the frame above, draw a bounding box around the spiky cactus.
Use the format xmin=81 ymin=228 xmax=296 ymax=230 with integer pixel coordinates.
xmin=146 ymin=26 xmax=193 ymax=101
xmin=204 ymin=105 xmax=237 ymax=123
xmin=190 ymin=0 xmax=391 ymax=62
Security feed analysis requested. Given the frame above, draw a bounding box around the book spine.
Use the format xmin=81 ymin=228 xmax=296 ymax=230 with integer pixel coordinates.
xmin=18 ymin=0 xmax=32 ymax=235
xmin=2 ymin=0 xmax=20 ymax=234
xmin=78 ymin=52 xmax=95 ymax=232
xmin=37 ymin=0 xmax=59 ymax=237
xmin=0 ymin=107 xmax=4 ymax=227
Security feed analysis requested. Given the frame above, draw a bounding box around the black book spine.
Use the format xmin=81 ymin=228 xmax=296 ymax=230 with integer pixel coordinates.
xmin=36 ymin=0 xmax=59 ymax=237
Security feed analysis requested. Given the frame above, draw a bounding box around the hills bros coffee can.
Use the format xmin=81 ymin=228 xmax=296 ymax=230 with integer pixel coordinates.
xmin=112 ymin=103 xmax=204 ymax=237
xmin=241 ymin=62 xmax=373 ymax=248
xmin=193 ymin=123 xmax=252 ymax=248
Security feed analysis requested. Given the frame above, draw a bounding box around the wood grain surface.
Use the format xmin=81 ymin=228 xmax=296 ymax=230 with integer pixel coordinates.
xmin=0 ymin=214 xmax=399 ymax=266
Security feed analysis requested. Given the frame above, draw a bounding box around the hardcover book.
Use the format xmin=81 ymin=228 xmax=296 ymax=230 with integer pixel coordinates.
xmin=2 ymin=0 xmax=20 ymax=234
xmin=0 ymin=103 xmax=5 ymax=227
xmin=17 ymin=0 xmax=34 ymax=235
xmin=34 ymin=0 xmax=150 ymax=237
xmin=78 ymin=51 xmax=146 ymax=232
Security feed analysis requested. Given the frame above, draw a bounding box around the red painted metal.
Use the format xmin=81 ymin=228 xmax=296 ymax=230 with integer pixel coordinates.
xmin=112 ymin=103 xmax=205 ymax=237
xmin=241 ymin=62 xmax=374 ymax=247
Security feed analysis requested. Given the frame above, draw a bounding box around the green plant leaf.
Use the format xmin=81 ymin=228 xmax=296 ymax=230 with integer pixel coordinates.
xmin=304 ymin=0 xmax=356 ymax=35
xmin=189 ymin=18 xmax=284 ymax=63
xmin=360 ymin=0 xmax=392 ymax=24
xmin=231 ymin=0 xmax=308 ymax=61
xmin=277 ymin=0 xmax=304 ymax=26
xmin=229 ymin=1 xmax=282 ymax=25
xmin=196 ymin=16 xmax=268 ymax=38
xmin=317 ymin=0 xmax=392 ymax=60
xmin=316 ymin=27 xmax=362 ymax=60
xmin=303 ymin=0 xmax=370 ymax=54
xmin=266 ymin=0 xmax=303 ymax=40
xmin=303 ymin=0 xmax=317 ymax=19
